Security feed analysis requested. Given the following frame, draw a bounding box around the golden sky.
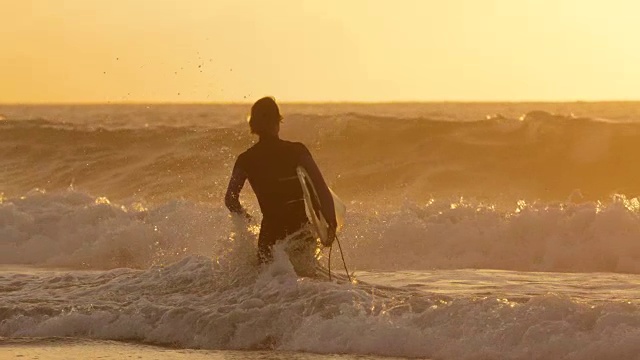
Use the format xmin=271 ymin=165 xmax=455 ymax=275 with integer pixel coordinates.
xmin=2 ymin=0 xmax=640 ymax=103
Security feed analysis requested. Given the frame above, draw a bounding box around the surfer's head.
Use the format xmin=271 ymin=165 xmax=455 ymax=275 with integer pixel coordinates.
xmin=249 ymin=97 xmax=282 ymax=136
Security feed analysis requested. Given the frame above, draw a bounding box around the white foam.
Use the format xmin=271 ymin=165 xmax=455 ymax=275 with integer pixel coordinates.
xmin=1 ymin=190 xmax=640 ymax=275
xmin=2 ymin=256 xmax=640 ymax=359
xmin=0 ymin=189 xmax=248 ymax=269
xmin=341 ymin=195 xmax=640 ymax=274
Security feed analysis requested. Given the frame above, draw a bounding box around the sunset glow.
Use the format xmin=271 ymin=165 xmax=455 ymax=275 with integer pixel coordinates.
xmin=2 ymin=0 xmax=640 ymax=103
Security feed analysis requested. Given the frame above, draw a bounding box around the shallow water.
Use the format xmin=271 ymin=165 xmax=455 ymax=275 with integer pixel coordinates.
xmin=2 ymin=337 xmax=406 ymax=360
xmin=2 ymin=263 xmax=640 ymax=359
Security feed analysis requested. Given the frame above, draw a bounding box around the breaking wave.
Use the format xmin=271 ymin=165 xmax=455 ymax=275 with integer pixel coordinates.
xmin=2 ymin=110 xmax=640 ymax=204
xmin=1 ymin=190 xmax=639 ymax=274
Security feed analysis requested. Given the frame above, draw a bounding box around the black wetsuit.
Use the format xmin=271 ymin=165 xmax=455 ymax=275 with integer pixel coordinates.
xmin=225 ymin=136 xmax=336 ymax=262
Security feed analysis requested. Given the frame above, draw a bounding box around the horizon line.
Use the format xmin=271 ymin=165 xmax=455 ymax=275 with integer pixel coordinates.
xmin=3 ymin=99 xmax=640 ymax=106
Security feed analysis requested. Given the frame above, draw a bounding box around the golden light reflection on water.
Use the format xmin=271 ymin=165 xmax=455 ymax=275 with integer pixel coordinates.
xmin=95 ymin=196 xmax=111 ymax=205
xmin=497 ymin=298 xmax=517 ymax=308
xmin=621 ymin=196 xmax=640 ymax=212
xmin=248 ymin=224 xmax=260 ymax=236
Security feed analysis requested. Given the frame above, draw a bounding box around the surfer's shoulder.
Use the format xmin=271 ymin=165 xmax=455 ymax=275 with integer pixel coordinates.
xmin=235 ymin=147 xmax=253 ymax=166
xmin=282 ymin=140 xmax=310 ymax=154
xmin=240 ymin=141 xmax=262 ymax=156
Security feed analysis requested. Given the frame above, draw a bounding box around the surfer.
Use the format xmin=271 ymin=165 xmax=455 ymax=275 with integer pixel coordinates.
xmin=225 ymin=97 xmax=337 ymax=271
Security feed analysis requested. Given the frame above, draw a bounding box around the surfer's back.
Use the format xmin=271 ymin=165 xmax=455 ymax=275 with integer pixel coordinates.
xmin=237 ymin=137 xmax=308 ymax=226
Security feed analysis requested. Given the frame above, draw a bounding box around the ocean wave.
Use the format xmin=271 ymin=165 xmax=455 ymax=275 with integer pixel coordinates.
xmin=2 ymin=188 xmax=640 ymax=359
xmin=343 ymin=195 xmax=640 ymax=274
xmin=0 ymin=189 xmax=251 ymax=270
xmin=1 ymin=190 xmax=639 ymax=274
xmin=2 ymin=111 xmax=640 ymax=203
xmin=1 ymin=255 xmax=640 ymax=359
xmin=3 ymin=105 xmax=640 ymax=359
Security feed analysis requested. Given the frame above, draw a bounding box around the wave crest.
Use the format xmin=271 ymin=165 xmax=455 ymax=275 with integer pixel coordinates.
xmin=3 ymin=111 xmax=640 ymax=203
xmin=1 ymin=190 xmax=639 ymax=274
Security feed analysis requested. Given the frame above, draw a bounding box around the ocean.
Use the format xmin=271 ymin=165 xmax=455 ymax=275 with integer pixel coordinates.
xmin=1 ymin=103 xmax=640 ymax=359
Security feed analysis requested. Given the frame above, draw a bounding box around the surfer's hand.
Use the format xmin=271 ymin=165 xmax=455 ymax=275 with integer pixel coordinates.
xmin=323 ymin=225 xmax=336 ymax=247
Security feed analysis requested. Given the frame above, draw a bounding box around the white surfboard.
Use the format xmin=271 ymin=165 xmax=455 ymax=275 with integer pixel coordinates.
xmin=296 ymin=166 xmax=346 ymax=245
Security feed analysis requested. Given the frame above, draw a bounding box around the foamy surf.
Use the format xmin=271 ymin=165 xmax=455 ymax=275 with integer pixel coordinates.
xmin=1 ymin=190 xmax=639 ymax=274
xmin=1 ymin=189 xmax=640 ymax=358
xmin=2 ymin=103 xmax=640 ymax=359
xmin=2 ymin=258 xmax=640 ymax=359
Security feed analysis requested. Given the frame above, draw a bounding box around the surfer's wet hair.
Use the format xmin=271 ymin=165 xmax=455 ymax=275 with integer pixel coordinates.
xmin=249 ymin=97 xmax=283 ymax=135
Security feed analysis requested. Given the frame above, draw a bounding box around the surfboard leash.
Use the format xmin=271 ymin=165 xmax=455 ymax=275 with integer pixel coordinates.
xmin=328 ymin=234 xmax=351 ymax=283
xmin=328 ymin=243 xmax=332 ymax=281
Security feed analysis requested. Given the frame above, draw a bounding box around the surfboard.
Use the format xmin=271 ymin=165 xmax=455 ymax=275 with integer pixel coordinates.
xmin=296 ymin=166 xmax=346 ymax=246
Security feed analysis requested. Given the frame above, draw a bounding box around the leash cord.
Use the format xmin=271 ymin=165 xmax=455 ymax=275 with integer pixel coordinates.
xmin=328 ymin=243 xmax=332 ymax=281
xmin=327 ymin=234 xmax=351 ymax=283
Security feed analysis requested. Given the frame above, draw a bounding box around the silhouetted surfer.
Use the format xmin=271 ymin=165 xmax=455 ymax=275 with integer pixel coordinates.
xmin=225 ymin=97 xmax=336 ymax=274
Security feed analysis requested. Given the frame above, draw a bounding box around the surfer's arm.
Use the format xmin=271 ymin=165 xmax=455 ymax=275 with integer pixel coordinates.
xmin=300 ymin=148 xmax=337 ymax=229
xmin=225 ymin=160 xmax=250 ymax=218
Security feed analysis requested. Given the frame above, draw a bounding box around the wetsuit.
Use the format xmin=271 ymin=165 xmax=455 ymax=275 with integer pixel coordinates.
xmin=225 ymin=136 xmax=336 ymax=262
